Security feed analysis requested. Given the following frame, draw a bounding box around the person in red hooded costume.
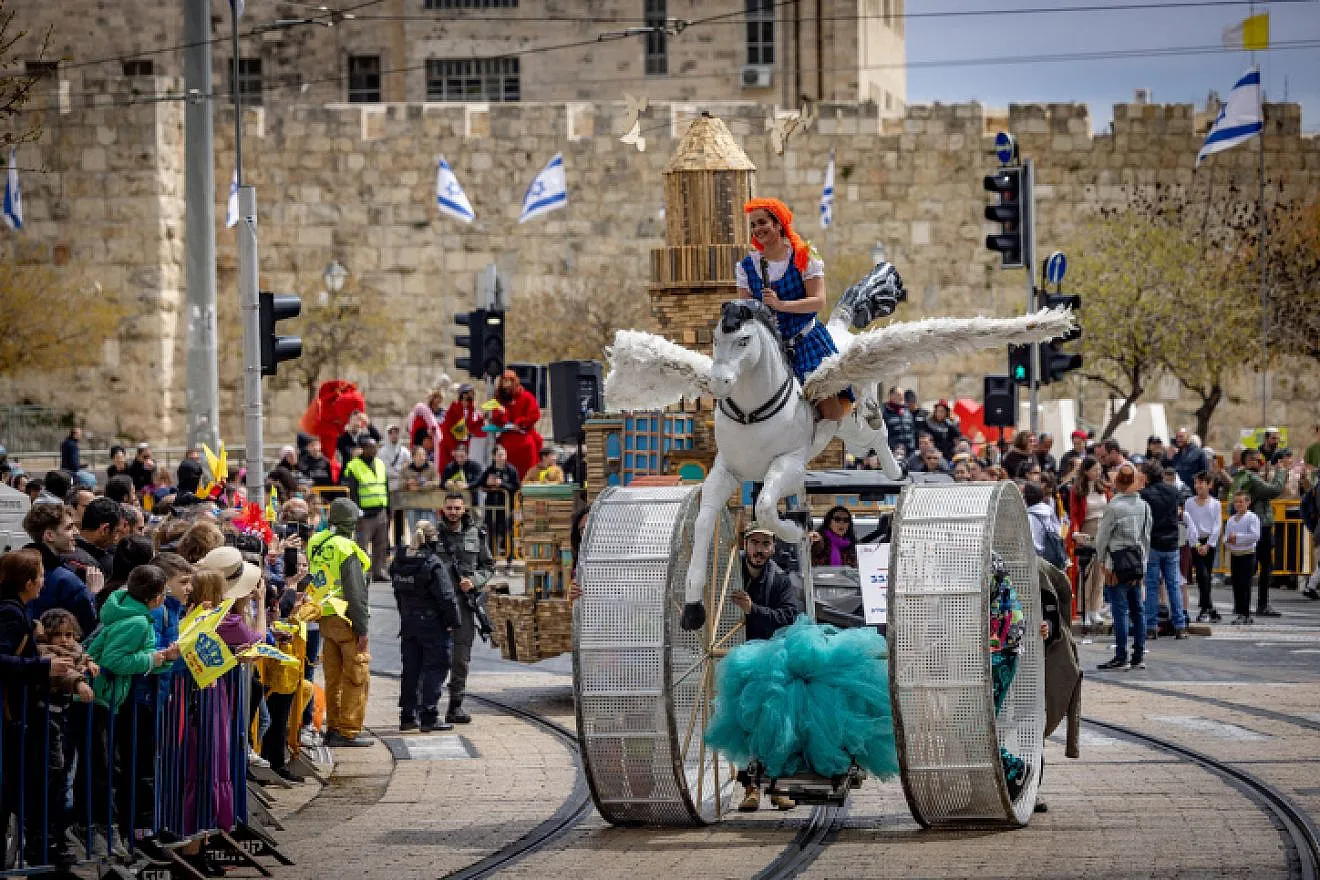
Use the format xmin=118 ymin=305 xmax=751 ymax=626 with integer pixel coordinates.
xmin=438 ymin=383 xmax=487 ymax=477
xmin=300 ymin=380 xmax=367 ymax=483
xmin=490 ymin=370 xmax=543 ymax=479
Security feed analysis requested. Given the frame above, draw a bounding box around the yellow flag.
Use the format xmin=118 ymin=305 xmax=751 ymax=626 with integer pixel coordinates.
xmin=178 ymin=601 xmax=237 ymax=688
xmin=238 ymin=643 xmax=300 ymax=667
xmin=1223 ymin=13 xmax=1268 ymax=51
xmin=266 ymin=486 xmax=279 ymax=523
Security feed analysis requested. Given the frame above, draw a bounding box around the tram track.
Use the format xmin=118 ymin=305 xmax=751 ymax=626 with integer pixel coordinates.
xmin=1084 ymin=717 xmax=1320 ymax=880
xmin=753 ymin=803 xmax=850 ymax=880
xmin=1094 ymin=678 xmax=1320 ymax=734
xmin=428 ymin=692 xmax=592 ymax=880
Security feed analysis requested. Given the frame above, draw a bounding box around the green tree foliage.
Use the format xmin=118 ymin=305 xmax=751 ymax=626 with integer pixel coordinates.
xmin=0 ymin=262 xmax=124 ymax=377
xmin=1071 ymin=214 xmax=1197 ymax=439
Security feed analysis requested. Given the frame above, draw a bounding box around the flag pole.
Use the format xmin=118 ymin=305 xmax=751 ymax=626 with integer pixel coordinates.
xmin=1256 ymin=89 xmax=1268 ymax=426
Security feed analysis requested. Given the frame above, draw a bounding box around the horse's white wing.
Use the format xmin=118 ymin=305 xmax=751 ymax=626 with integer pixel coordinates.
xmin=803 ymin=308 xmax=1076 ymax=400
xmin=605 ymin=329 xmax=712 ymax=411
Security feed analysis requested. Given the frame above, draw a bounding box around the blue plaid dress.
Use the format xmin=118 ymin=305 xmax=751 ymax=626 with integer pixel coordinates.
xmin=739 ymin=253 xmax=838 ymax=383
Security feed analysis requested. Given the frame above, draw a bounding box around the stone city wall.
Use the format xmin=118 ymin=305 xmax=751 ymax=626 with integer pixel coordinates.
xmin=5 ymin=88 xmax=1319 ymax=448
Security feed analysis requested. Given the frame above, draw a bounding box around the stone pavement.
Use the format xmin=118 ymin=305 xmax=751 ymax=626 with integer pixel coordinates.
xmin=257 ymin=584 xmax=1320 ymax=880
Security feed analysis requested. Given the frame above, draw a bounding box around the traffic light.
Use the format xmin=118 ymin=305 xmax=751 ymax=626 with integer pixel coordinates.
xmin=258 ymin=291 xmax=302 ymax=376
xmin=984 ymin=375 xmax=1017 ymax=428
xmin=454 ymin=308 xmax=486 ymax=379
xmin=1008 ymin=344 xmax=1033 ymax=386
xmin=1036 ymin=291 xmax=1083 ymax=384
xmin=984 ymin=166 xmax=1029 ymax=269
xmin=481 ymin=308 xmax=505 ymax=379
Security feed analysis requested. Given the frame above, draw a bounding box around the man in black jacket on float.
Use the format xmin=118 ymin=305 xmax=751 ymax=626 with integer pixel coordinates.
xmin=1139 ymin=460 xmax=1188 ymax=640
xmin=735 ymin=522 xmax=802 ymax=812
xmin=390 ymin=520 xmax=462 ymax=733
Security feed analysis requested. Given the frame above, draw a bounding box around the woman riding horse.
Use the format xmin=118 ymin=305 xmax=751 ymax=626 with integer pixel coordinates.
xmin=736 ymin=198 xmax=852 ymax=422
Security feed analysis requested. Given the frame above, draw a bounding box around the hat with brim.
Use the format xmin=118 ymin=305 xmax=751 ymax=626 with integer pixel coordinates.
xmin=197 ymin=545 xmax=262 ymax=600
xmin=744 ymin=522 xmax=777 ymax=539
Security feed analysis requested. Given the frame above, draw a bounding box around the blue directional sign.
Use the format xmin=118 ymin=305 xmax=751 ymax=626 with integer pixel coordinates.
xmin=1045 ymin=250 xmax=1068 ymax=286
xmin=994 ymin=131 xmax=1015 ymax=165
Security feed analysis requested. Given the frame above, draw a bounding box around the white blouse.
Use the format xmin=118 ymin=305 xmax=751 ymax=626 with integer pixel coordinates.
xmin=734 ymin=251 xmax=825 ymax=292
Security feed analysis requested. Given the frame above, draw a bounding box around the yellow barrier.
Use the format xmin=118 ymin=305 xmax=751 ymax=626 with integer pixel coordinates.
xmin=1213 ymin=498 xmax=1314 ymax=579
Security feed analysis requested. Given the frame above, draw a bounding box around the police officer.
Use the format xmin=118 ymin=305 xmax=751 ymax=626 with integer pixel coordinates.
xmin=307 ymin=498 xmax=374 ymax=748
xmin=390 ymin=520 xmax=461 ymax=732
xmin=433 ymin=491 xmax=494 ymax=724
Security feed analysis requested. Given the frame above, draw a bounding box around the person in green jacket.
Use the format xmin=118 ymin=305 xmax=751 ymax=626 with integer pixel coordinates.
xmin=1230 ymin=448 xmax=1287 ymax=617
xmin=85 ymin=565 xmax=180 ymax=846
xmin=86 ymin=566 xmax=180 ymax=710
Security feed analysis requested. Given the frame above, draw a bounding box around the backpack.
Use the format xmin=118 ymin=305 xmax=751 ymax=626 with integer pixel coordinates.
xmin=1030 ymin=510 xmax=1069 ymax=569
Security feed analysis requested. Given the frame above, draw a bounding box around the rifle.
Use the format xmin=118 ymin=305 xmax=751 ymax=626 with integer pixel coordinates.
xmin=461 ymin=588 xmax=494 ymax=643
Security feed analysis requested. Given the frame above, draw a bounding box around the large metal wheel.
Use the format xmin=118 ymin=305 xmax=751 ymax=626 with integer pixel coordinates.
xmin=573 ymin=485 xmax=746 ymax=826
xmin=887 ymin=481 xmax=1045 ymax=827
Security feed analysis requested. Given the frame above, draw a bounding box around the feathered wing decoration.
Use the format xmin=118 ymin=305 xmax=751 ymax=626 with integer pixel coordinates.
xmin=604 ymin=329 xmax=713 ymax=411
xmin=804 ymin=308 xmax=1077 ymax=400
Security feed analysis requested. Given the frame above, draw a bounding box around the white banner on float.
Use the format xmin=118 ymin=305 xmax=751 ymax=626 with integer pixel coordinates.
xmin=857 ymin=542 xmax=890 ymax=626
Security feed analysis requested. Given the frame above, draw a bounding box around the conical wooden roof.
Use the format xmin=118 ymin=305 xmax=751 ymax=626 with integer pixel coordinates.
xmin=664 ymin=114 xmax=756 ymax=173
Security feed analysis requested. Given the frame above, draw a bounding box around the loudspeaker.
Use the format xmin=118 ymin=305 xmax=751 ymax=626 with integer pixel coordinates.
xmin=506 ymin=362 xmax=548 ymax=408
xmin=983 ymin=375 xmax=1017 ymax=428
xmin=549 ymin=360 xmax=603 ymax=442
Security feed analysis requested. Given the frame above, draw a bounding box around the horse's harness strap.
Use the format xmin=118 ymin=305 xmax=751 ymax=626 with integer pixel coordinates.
xmin=718 ymin=376 xmax=794 ymax=426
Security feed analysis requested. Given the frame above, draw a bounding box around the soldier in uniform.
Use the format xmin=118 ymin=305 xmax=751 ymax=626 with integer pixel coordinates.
xmin=433 ymin=491 xmax=495 ymax=724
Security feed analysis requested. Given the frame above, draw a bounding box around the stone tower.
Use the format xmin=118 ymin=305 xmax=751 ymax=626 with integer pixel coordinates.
xmin=649 ymin=113 xmax=756 ymax=352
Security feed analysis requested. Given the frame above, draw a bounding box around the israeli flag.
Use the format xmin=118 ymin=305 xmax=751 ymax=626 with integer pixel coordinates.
xmin=1197 ymin=67 xmax=1262 ymax=167
xmin=225 ymin=170 xmax=239 ymax=228
xmin=435 ymin=156 xmax=475 ymax=224
xmin=819 ymin=150 xmax=835 ymax=229
xmin=3 ymin=146 xmax=22 ymax=231
xmin=518 ymin=153 xmax=567 ymax=224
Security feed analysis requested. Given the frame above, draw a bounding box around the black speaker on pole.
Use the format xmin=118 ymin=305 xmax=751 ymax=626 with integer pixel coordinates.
xmin=983 ymin=375 xmax=1017 ymax=428
xmin=549 ymin=360 xmax=603 ymax=442
xmin=506 ymin=362 xmax=548 ymax=408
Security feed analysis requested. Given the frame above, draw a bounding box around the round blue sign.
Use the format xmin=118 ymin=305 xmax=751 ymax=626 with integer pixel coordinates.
xmin=1046 ymin=251 xmax=1068 ymax=285
xmin=994 ymin=131 xmax=1015 ymax=165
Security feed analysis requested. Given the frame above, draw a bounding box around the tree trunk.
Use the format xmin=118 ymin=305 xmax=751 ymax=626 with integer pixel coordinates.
xmin=1100 ymin=391 xmax=1141 ymax=441
xmin=1193 ymin=382 xmax=1223 ymax=442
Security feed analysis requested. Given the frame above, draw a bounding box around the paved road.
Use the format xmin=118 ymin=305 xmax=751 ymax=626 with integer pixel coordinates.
xmin=263 ymin=574 xmax=1320 ymax=880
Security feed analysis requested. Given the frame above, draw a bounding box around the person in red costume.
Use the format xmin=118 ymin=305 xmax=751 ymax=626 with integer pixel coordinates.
xmin=438 ymin=384 xmax=487 ymax=477
xmin=299 ymin=379 xmax=367 ymax=483
xmin=491 ymin=370 xmax=543 ymax=479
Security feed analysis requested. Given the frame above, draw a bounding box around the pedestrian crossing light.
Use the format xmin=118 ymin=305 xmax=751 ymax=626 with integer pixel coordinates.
xmin=1008 ymin=344 xmax=1032 ymax=386
xmin=984 ymin=166 xmax=1029 ymax=269
xmin=259 ymin=292 xmax=302 ymax=376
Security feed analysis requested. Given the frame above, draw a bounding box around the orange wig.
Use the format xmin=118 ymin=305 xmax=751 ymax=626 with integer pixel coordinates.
xmin=744 ymin=198 xmax=809 ymax=273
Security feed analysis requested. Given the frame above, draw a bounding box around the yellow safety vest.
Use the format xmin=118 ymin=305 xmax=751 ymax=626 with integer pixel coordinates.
xmin=306 ymin=530 xmax=371 ymax=619
xmin=344 ymin=456 xmax=388 ymax=510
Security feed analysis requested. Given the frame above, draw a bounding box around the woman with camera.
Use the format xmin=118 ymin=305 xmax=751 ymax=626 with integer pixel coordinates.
xmin=1094 ymin=463 xmax=1152 ymax=671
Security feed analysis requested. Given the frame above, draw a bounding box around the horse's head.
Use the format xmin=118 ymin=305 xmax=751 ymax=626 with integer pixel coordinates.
xmin=710 ymin=300 xmax=786 ymax=399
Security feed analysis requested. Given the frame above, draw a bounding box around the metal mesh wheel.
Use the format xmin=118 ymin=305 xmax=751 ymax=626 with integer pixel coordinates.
xmin=887 ymin=481 xmax=1045 ymax=827
xmin=574 ymin=485 xmax=745 ymax=826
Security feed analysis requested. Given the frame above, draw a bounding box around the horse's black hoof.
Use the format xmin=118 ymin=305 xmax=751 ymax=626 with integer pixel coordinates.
xmin=680 ymin=602 xmax=707 ymax=631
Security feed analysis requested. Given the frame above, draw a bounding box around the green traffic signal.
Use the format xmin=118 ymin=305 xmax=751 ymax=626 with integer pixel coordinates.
xmin=1013 ymin=364 xmax=1027 ymax=382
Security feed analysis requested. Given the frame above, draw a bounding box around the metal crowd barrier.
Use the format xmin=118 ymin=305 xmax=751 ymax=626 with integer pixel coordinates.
xmin=1 ymin=665 xmax=284 ymax=876
xmin=1212 ymin=499 xmax=1314 ymax=582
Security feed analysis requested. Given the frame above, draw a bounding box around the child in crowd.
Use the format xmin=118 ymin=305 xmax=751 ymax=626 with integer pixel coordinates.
xmin=36 ymin=609 xmax=96 ymax=704
xmin=1224 ymin=490 xmax=1260 ymax=625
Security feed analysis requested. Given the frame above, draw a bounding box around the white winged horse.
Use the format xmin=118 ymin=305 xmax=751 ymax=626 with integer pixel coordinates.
xmin=605 ymin=281 xmax=1075 ymax=632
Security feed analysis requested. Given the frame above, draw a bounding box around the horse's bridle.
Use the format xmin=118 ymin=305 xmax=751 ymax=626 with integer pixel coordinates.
xmin=717 ymin=375 xmax=794 ymax=425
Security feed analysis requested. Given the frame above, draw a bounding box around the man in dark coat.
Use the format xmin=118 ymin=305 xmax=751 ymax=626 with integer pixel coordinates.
xmin=59 ymin=427 xmax=82 ymax=473
xmin=21 ymin=503 xmax=98 ymax=639
xmin=1139 ymin=461 xmax=1187 ymax=639
xmin=735 ymin=522 xmax=801 ymax=813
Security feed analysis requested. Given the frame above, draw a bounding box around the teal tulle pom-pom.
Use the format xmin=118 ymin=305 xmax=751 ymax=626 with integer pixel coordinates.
xmin=703 ymin=617 xmax=899 ymax=779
